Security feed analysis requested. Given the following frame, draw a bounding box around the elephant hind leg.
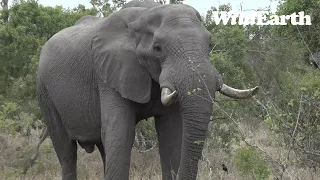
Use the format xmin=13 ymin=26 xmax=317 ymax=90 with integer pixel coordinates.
xmin=38 ymin=86 xmax=78 ymax=180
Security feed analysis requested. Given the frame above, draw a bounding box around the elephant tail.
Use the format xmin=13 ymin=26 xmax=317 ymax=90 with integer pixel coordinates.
xmin=23 ymin=126 xmax=48 ymax=174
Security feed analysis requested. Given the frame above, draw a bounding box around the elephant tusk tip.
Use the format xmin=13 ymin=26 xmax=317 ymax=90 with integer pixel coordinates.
xmin=172 ymin=90 xmax=178 ymax=95
xmin=245 ymin=86 xmax=259 ymax=98
xmin=251 ymin=86 xmax=259 ymax=96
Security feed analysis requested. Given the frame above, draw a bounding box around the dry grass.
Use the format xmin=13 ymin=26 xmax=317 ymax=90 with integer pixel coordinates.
xmin=0 ymin=130 xmax=162 ymax=180
xmin=0 ymin=124 xmax=319 ymax=180
xmin=236 ymin=123 xmax=320 ymax=180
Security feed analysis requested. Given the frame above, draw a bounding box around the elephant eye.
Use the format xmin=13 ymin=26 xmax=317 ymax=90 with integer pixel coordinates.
xmin=153 ymin=44 xmax=162 ymax=53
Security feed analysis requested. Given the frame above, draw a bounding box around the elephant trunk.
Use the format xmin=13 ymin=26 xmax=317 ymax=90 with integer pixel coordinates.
xmin=177 ymin=98 xmax=213 ymax=179
xmin=159 ymin=42 xmax=259 ymax=178
xmin=169 ymin=60 xmax=217 ymax=179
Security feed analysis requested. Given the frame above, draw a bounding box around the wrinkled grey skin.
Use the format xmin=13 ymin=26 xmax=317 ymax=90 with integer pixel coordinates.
xmin=36 ymin=1 xmax=257 ymax=180
xmin=122 ymin=0 xmax=160 ymax=9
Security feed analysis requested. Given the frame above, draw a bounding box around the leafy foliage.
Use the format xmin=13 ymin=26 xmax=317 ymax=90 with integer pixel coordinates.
xmin=0 ymin=101 xmax=41 ymax=136
xmin=134 ymin=117 xmax=157 ymax=150
xmin=275 ymin=0 xmax=320 ymax=67
xmin=0 ymin=0 xmax=319 ymax=178
xmin=234 ymin=147 xmax=271 ymax=180
xmin=156 ymin=0 xmax=184 ymax=5
xmin=204 ymin=0 xmax=320 ymax=176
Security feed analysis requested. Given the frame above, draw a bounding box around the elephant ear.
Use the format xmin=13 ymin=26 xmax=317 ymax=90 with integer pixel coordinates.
xmin=92 ymin=15 xmax=151 ymax=103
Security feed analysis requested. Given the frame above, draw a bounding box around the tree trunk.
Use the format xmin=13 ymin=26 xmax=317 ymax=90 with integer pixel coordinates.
xmin=1 ymin=0 xmax=8 ymax=9
xmin=1 ymin=0 xmax=9 ymax=22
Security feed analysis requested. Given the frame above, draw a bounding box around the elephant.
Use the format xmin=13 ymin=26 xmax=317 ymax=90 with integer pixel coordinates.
xmin=122 ymin=0 xmax=159 ymax=8
xmin=35 ymin=0 xmax=259 ymax=179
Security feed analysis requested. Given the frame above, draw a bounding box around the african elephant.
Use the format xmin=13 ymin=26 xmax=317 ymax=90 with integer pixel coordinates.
xmin=36 ymin=0 xmax=258 ymax=179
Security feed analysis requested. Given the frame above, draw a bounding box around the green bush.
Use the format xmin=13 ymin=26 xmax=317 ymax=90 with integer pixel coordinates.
xmin=206 ymin=115 xmax=240 ymax=153
xmin=234 ymin=147 xmax=270 ymax=180
xmin=0 ymin=101 xmax=41 ymax=136
xmin=134 ymin=117 xmax=157 ymax=150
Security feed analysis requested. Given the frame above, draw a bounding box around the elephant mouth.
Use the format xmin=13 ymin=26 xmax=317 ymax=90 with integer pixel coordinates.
xmin=160 ymin=84 xmax=259 ymax=106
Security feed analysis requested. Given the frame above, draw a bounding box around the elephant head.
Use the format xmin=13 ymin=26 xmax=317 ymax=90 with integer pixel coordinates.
xmin=92 ymin=3 xmax=258 ymax=179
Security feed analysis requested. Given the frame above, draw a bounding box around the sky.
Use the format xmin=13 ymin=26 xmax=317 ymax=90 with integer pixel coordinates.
xmin=8 ymin=0 xmax=279 ymax=15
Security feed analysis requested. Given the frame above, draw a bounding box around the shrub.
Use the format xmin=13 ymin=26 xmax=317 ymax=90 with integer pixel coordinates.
xmin=234 ymin=147 xmax=271 ymax=180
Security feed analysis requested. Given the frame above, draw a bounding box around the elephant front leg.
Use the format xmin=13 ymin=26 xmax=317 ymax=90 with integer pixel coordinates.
xmin=99 ymin=87 xmax=136 ymax=180
xmin=155 ymin=106 xmax=182 ymax=180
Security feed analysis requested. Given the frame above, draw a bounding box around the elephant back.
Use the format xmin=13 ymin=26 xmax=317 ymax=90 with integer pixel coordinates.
xmin=74 ymin=15 xmax=102 ymax=26
xmin=37 ymin=18 xmax=101 ymax=84
xmin=122 ymin=0 xmax=160 ymax=9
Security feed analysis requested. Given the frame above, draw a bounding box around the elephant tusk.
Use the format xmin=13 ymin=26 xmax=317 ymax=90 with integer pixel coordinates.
xmin=219 ymin=84 xmax=259 ymax=99
xmin=161 ymin=88 xmax=178 ymax=106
